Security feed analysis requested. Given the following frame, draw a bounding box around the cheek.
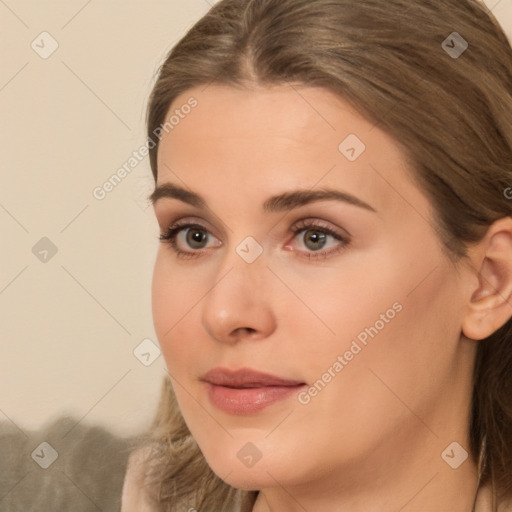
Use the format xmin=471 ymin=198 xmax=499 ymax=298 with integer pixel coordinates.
xmin=326 ymin=258 xmax=462 ymax=413
xmin=151 ymin=254 xmax=194 ymax=370
xmin=289 ymin=238 xmax=462 ymax=399
xmin=151 ymin=255 xmax=172 ymax=338
xmin=151 ymin=251 xmax=223 ymax=386
xmin=271 ymin=247 xmax=404 ymax=370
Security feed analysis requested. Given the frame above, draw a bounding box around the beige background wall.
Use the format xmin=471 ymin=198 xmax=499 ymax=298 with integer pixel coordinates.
xmin=1 ymin=0 xmax=511 ymax=439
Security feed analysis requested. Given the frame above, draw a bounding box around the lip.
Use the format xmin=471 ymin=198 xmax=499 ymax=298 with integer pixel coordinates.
xmin=201 ymin=367 xmax=305 ymax=387
xmin=201 ymin=367 xmax=307 ymax=415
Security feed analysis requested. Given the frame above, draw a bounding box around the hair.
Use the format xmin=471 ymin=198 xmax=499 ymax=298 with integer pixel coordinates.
xmin=138 ymin=0 xmax=512 ymax=510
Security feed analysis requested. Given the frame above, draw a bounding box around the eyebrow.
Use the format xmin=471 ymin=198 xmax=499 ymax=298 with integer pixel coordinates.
xmin=148 ymin=183 xmax=377 ymax=213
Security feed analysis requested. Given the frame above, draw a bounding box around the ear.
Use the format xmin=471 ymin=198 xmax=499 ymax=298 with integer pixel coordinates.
xmin=462 ymin=216 xmax=512 ymax=341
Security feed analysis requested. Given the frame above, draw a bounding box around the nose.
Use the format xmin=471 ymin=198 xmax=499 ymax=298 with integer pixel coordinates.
xmin=201 ymin=252 xmax=277 ymax=345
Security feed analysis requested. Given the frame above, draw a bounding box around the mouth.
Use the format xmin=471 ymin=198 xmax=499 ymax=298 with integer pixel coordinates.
xmin=201 ymin=367 xmax=306 ymax=387
xmin=201 ymin=367 xmax=307 ymax=415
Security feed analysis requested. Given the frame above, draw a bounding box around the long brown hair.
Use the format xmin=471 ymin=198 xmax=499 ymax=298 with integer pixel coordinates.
xmin=141 ymin=1 xmax=512 ymax=510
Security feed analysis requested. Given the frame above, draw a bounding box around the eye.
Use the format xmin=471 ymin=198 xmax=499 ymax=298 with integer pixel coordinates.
xmin=158 ymin=219 xmax=350 ymax=260
xmin=159 ymin=222 xmax=221 ymax=259
xmin=287 ymin=219 xmax=350 ymax=260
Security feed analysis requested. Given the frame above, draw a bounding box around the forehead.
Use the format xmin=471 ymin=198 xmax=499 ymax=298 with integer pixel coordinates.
xmin=156 ymin=84 xmax=428 ymax=218
xmin=160 ymin=83 xmax=378 ymax=153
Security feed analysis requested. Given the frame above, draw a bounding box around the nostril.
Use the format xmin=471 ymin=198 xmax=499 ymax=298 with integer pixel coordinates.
xmin=233 ymin=327 xmax=256 ymax=336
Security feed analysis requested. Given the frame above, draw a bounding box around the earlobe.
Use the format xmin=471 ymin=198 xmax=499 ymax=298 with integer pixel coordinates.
xmin=461 ymin=217 xmax=512 ymax=341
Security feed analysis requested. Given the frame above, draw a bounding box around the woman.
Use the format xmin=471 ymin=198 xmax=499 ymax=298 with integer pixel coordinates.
xmin=122 ymin=0 xmax=512 ymax=510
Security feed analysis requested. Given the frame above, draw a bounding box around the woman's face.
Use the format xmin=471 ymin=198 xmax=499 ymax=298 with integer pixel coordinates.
xmin=151 ymin=84 xmax=475 ymax=495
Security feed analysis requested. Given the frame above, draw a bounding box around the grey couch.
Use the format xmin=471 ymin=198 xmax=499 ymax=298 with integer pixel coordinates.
xmin=0 ymin=417 xmax=137 ymax=512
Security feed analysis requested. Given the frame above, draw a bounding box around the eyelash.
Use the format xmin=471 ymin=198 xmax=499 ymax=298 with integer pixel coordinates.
xmin=158 ymin=219 xmax=350 ymax=261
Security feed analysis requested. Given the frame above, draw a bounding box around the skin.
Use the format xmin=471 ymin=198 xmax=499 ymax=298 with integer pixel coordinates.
xmin=150 ymin=84 xmax=512 ymax=512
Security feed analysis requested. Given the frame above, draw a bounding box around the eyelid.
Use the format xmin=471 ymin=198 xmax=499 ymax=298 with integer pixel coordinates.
xmin=159 ymin=216 xmax=351 ymax=261
xmin=159 ymin=215 xmax=221 ymax=238
xmin=290 ymin=218 xmax=351 ymax=239
xmin=160 ymin=215 xmax=348 ymax=242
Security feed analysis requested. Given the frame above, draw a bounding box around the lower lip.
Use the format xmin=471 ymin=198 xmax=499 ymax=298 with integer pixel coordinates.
xmin=205 ymin=382 xmax=306 ymax=415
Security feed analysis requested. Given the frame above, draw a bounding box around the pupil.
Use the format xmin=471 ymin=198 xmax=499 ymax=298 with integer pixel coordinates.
xmin=305 ymin=230 xmax=326 ymax=251
xmin=188 ymin=229 xmax=206 ymax=248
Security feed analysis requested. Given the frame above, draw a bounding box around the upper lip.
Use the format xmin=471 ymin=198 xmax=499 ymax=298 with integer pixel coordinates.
xmin=201 ymin=368 xmax=305 ymax=388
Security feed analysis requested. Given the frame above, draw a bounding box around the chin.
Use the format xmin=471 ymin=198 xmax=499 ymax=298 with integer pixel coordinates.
xmin=200 ymin=443 xmax=300 ymax=491
xmin=212 ymin=464 xmax=277 ymax=491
